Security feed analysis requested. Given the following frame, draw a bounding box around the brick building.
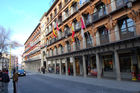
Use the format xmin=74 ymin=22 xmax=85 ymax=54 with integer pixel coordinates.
xmin=23 ymin=0 xmax=140 ymax=81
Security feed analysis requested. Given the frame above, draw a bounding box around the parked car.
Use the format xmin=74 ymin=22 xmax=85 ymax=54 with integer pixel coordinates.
xmin=18 ymin=69 xmax=26 ymax=76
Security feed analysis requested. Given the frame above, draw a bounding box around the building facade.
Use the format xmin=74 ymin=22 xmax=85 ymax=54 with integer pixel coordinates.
xmin=24 ymin=0 xmax=140 ymax=81
xmin=23 ymin=24 xmax=41 ymax=72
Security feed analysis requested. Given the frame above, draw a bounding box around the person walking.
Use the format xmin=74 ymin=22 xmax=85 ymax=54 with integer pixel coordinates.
xmin=13 ymin=69 xmax=18 ymax=93
xmin=2 ymin=69 xmax=10 ymax=93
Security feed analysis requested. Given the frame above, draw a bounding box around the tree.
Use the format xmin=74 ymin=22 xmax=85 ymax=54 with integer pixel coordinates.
xmin=0 ymin=25 xmax=11 ymax=53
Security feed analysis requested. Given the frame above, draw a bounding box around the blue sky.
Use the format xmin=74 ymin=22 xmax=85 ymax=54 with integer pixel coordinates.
xmin=0 ymin=0 xmax=52 ymax=63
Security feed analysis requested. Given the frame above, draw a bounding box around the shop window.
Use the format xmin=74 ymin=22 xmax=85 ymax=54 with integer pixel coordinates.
xmin=103 ymin=55 xmax=113 ymax=72
xmin=120 ymin=56 xmax=131 ymax=72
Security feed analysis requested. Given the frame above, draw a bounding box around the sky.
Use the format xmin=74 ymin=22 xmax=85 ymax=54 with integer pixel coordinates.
xmin=0 ymin=0 xmax=52 ymax=64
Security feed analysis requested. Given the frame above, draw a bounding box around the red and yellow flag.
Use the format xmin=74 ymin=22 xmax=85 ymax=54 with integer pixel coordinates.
xmin=53 ymin=27 xmax=57 ymax=38
xmin=71 ymin=24 xmax=75 ymax=42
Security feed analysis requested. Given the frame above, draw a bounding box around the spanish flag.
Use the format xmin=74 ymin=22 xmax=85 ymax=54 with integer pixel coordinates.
xmin=53 ymin=27 xmax=57 ymax=38
xmin=71 ymin=24 xmax=75 ymax=42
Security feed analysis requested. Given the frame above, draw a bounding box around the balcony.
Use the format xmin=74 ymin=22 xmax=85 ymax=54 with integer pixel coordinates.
xmin=63 ymin=13 xmax=70 ymax=21
xmin=74 ymin=22 xmax=80 ymax=32
xmin=120 ymin=26 xmax=136 ymax=40
xmin=75 ymin=45 xmax=80 ymax=51
xmin=58 ymin=19 xmax=62 ymax=25
xmin=85 ymin=15 xmax=92 ymax=26
xmin=71 ymin=6 xmax=78 ymax=15
xmin=64 ymin=29 xmax=71 ymax=38
xmin=93 ymin=8 xmax=106 ymax=22
xmin=100 ymin=34 xmax=109 ymax=45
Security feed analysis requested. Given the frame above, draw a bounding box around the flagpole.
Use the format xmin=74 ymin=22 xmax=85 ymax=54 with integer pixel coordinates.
xmin=9 ymin=44 xmax=12 ymax=78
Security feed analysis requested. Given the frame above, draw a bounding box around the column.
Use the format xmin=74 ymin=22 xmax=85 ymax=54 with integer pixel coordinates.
xmin=96 ymin=31 xmax=100 ymax=46
xmin=65 ymin=59 xmax=68 ymax=76
xmin=82 ymin=55 xmax=87 ymax=77
xmin=96 ymin=53 xmax=101 ymax=79
xmin=59 ymin=59 xmax=62 ymax=75
xmin=114 ymin=24 xmax=120 ymax=41
xmin=114 ymin=50 xmax=121 ymax=81
xmin=72 ymin=57 xmax=76 ymax=76
xmin=54 ymin=60 xmax=57 ymax=74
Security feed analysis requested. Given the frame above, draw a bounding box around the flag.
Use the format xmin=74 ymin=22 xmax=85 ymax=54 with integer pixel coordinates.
xmin=71 ymin=24 xmax=75 ymax=42
xmin=81 ymin=16 xmax=85 ymax=38
xmin=53 ymin=27 xmax=57 ymax=38
xmin=56 ymin=22 xmax=59 ymax=31
xmin=81 ymin=16 xmax=85 ymax=29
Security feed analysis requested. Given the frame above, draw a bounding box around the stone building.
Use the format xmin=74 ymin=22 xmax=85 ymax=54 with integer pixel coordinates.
xmin=23 ymin=24 xmax=41 ymax=72
xmin=24 ymin=0 xmax=140 ymax=81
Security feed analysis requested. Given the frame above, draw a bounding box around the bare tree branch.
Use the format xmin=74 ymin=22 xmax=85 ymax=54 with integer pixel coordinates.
xmin=0 ymin=25 xmax=11 ymax=53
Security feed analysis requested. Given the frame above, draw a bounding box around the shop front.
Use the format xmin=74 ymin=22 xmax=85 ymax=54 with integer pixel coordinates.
xmin=86 ymin=55 xmax=97 ymax=77
xmin=61 ymin=60 xmax=66 ymax=74
xmin=75 ymin=56 xmax=83 ymax=76
xmin=119 ymin=49 xmax=140 ymax=80
xmin=101 ymin=53 xmax=116 ymax=79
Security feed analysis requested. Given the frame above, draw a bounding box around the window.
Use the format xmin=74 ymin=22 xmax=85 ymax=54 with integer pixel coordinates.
xmin=85 ymin=32 xmax=93 ymax=48
xmin=67 ymin=42 xmax=71 ymax=52
xmin=99 ymin=26 xmax=109 ymax=44
xmin=118 ymin=17 xmax=135 ymax=39
xmin=103 ymin=55 xmax=113 ymax=72
xmin=83 ymin=14 xmax=91 ymax=26
xmin=54 ymin=9 xmax=57 ymax=15
xmin=119 ymin=54 xmax=131 ymax=72
xmin=75 ymin=38 xmax=80 ymax=50
xmin=60 ymin=45 xmax=64 ymax=54
xmin=59 ymin=3 xmax=62 ymax=10
xmin=65 ymin=0 xmax=68 ymax=4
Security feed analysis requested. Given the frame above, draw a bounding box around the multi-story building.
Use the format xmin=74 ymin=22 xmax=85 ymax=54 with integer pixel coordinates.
xmin=24 ymin=0 xmax=140 ymax=81
xmin=0 ymin=53 xmax=9 ymax=70
xmin=23 ymin=24 xmax=41 ymax=72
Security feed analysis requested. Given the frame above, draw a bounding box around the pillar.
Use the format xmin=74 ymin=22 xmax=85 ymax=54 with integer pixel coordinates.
xmin=59 ymin=59 xmax=62 ymax=75
xmin=54 ymin=60 xmax=57 ymax=74
xmin=65 ymin=59 xmax=68 ymax=76
xmin=82 ymin=55 xmax=87 ymax=77
xmin=114 ymin=50 xmax=121 ymax=81
xmin=96 ymin=31 xmax=100 ymax=46
xmin=96 ymin=53 xmax=101 ymax=79
xmin=72 ymin=57 xmax=76 ymax=76
xmin=114 ymin=24 xmax=120 ymax=41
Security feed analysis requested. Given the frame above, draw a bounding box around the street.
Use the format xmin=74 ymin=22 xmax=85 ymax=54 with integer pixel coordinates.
xmin=17 ymin=73 xmax=133 ymax=93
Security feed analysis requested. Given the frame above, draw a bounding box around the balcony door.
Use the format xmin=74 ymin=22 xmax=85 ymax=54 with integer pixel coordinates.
xmin=118 ymin=17 xmax=136 ymax=40
xmin=99 ymin=26 xmax=109 ymax=44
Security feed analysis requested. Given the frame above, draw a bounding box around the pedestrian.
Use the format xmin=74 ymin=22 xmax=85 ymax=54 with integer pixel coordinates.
xmin=2 ymin=69 xmax=10 ymax=93
xmin=0 ymin=70 xmax=2 ymax=82
xmin=13 ymin=69 xmax=18 ymax=93
xmin=68 ymin=67 xmax=70 ymax=75
xmin=42 ymin=66 xmax=45 ymax=74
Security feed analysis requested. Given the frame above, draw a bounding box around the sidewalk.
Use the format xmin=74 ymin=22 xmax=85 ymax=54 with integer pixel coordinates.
xmin=8 ymin=79 xmax=13 ymax=93
xmin=0 ymin=79 xmax=13 ymax=93
xmin=38 ymin=73 xmax=140 ymax=93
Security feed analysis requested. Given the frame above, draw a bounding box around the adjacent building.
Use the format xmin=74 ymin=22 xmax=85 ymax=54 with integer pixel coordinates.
xmin=23 ymin=24 xmax=41 ymax=72
xmin=23 ymin=0 xmax=140 ymax=81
